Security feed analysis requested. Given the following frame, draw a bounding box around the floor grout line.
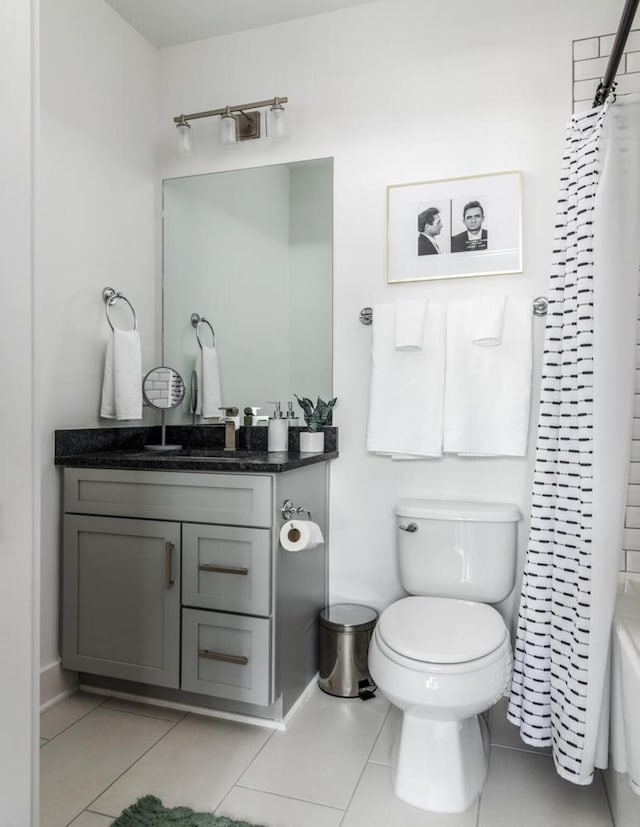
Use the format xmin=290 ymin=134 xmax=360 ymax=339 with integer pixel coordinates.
xmin=100 ymin=702 xmax=188 ymax=724
xmin=213 ymin=726 xmax=278 ymax=817
xmin=337 ymin=701 xmax=393 ymax=826
xmin=63 ymin=713 xmax=188 ymax=826
xmin=231 ymin=783 xmax=347 ymax=813
xmin=40 ymin=694 xmax=110 ymax=744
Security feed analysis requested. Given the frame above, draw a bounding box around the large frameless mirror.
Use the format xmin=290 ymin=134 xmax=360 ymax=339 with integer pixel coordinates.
xmin=162 ymin=158 xmax=333 ymax=423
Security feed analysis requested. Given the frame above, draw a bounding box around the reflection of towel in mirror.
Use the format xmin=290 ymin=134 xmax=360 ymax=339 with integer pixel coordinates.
xmin=100 ymin=329 xmax=143 ymax=420
xmin=198 ymin=345 xmax=223 ymax=418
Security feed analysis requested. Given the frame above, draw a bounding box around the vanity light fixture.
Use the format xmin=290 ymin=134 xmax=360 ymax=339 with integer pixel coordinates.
xmin=173 ymin=96 xmax=288 ymax=154
xmin=175 ymin=115 xmax=194 ymax=156
xmin=266 ymin=97 xmax=288 ymax=141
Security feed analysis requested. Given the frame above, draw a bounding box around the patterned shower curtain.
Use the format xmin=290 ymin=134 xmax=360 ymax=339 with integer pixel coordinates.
xmin=507 ymin=97 xmax=639 ymax=784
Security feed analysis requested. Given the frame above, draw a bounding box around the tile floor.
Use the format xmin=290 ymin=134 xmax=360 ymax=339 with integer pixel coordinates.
xmin=40 ymin=689 xmax=614 ymax=827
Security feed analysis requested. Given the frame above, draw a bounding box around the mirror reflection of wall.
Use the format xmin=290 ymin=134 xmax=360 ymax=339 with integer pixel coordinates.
xmin=163 ymin=158 xmax=333 ymax=423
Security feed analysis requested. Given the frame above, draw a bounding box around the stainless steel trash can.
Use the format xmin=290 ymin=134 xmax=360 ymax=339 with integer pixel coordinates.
xmin=319 ymin=604 xmax=378 ymax=698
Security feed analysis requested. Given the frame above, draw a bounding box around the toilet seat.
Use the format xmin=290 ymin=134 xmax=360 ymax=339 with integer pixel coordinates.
xmin=377 ymin=596 xmax=507 ymax=664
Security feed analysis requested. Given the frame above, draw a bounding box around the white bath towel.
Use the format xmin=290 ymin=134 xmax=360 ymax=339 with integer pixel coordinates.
xmin=199 ymin=345 xmax=223 ymax=419
xmin=472 ymin=296 xmax=506 ymax=346
xmin=443 ymin=296 xmax=532 ymax=456
xmin=394 ymin=300 xmax=427 ymax=351
xmin=100 ymin=328 xmax=142 ymax=420
xmin=366 ymin=301 xmax=446 ymax=458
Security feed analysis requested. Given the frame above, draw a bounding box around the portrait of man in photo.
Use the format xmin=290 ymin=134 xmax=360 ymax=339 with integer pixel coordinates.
xmin=451 ymin=200 xmax=488 ymax=253
xmin=417 ymin=206 xmax=443 ymax=255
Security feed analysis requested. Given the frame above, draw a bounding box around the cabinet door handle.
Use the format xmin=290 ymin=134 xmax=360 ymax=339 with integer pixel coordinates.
xmin=198 ymin=648 xmax=249 ymax=666
xmin=165 ymin=541 xmax=175 ymax=588
xmin=198 ymin=563 xmax=249 ymax=576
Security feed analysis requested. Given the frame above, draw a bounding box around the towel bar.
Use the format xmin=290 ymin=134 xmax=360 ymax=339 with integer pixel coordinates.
xmin=102 ymin=287 xmax=137 ymax=331
xmin=359 ymin=296 xmax=548 ymax=325
xmin=191 ymin=313 xmax=215 ymax=348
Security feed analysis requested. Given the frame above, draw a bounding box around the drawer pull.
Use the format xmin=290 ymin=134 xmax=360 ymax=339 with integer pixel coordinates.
xmin=199 ymin=563 xmax=249 ymax=576
xmin=165 ymin=541 xmax=175 ymax=588
xmin=198 ymin=648 xmax=249 ymax=666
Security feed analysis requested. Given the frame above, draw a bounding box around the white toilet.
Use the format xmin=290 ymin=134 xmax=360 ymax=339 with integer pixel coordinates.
xmin=368 ymin=498 xmax=521 ymax=814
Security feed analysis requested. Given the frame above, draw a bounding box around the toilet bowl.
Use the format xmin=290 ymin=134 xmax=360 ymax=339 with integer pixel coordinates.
xmin=367 ymin=498 xmax=520 ymax=814
xmin=369 ymin=595 xmax=512 ymax=813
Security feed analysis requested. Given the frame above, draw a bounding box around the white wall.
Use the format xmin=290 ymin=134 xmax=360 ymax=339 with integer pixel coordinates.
xmin=0 ymin=0 xmax=38 ymax=820
xmin=158 ymin=0 xmax=620 ymax=614
xmin=38 ymin=0 xmax=158 ymax=671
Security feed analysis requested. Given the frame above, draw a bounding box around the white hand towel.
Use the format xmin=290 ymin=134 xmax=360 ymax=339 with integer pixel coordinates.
xmin=100 ymin=329 xmax=142 ymax=420
xmin=472 ymin=296 xmax=506 ymax=346
xmin=200 ymin=345 xmax=223 ymax=419
xmin=366 ymin=301 xmax=446 ymax=458
xmin=443 ymin=296 xmax=532 ymax=456
xmin=394 ymin=300 xmax=427 ymax=351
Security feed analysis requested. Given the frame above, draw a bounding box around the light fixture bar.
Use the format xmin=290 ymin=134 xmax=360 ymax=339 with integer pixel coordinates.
xmin=173 ymin=96 xmax=288 ymax=124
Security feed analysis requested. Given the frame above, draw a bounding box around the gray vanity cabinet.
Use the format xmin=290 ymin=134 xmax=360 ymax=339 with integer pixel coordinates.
xmin=62 ymin=514 xmax=181 ymax=688
xmin=60 ymin=464 xmax=327 ymax=719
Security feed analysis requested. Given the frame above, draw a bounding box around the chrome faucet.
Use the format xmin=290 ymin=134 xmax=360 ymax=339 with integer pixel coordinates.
xmin=219 ymin=406 xmax=239 ymax=451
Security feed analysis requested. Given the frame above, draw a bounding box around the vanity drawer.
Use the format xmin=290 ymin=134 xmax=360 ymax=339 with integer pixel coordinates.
xmin=182 ymin=523 xmax=271 ymax=616
xmin=64 ymin=468 xmax=272 ymax=526
xmin=181 ymin=608 xmax=271 ymax=705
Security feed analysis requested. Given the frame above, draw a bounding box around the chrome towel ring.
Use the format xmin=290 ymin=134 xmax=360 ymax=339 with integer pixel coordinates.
xmin=102 ymin=287 xmax=137 ymax=331
xmin=191 ymin=313 xmax=215 ymax=349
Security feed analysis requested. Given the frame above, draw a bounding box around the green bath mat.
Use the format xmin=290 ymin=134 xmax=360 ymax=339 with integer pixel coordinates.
xmin=111 ymin=795 xmax=266 ymax=827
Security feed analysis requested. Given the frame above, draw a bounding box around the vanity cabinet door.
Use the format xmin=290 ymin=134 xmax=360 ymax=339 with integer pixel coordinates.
xmin=181 ymin=608 xmax=271 ymax=705
xmin=182 ymin=523 xmax=271 ymax=616
xmin=62 ymin=515 xmax=181 ymax=688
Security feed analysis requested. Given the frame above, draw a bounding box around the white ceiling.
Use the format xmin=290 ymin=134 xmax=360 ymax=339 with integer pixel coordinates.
xmin=103 ymin=0 xmax=379 ymax=48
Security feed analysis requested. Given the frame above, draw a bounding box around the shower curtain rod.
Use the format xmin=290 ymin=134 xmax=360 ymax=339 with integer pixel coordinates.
xmin=593 ymin=0 xmax=640 ymax=106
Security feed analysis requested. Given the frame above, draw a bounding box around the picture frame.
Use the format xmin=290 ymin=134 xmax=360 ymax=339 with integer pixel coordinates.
xmin=387 ymin=170 xmax=522 ymax=283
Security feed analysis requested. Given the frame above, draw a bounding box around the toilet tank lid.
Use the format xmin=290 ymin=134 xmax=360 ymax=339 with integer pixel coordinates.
xmin=395 ymin=498 xmax=521 ymax=522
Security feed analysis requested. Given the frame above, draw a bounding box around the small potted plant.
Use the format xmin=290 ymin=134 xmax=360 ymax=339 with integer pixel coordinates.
xmin=295 ymin=395 xmax=337 ymax=453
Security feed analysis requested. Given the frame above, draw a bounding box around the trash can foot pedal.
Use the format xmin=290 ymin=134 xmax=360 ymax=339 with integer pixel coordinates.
xmin=358 ymin=679 xmax=377 ymax=700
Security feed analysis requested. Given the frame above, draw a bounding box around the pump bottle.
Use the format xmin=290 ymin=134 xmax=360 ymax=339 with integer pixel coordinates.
xmin=268 ymin=401 xmax=289 ymax=451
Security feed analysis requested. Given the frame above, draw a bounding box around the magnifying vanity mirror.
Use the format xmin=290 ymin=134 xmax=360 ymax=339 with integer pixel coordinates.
xmin=162 ymin=157 xmax=333 ymax=422
xmin=142 ymin=366 xmax=186 ymax=450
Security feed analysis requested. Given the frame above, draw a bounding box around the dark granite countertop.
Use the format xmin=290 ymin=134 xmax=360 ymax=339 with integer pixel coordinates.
xmin=55 ymin=425 xmax=338 ymax=474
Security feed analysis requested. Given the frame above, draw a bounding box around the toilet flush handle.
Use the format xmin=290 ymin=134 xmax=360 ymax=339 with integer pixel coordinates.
xmin=399 ymin=522 xmax=418 ymax=533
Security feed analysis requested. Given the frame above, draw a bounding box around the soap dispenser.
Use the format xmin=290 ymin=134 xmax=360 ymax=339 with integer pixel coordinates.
xmin=285 ymin=401 xmax=299 ymax=428
xmin=268 ymin=401 xmax=289 ymax=451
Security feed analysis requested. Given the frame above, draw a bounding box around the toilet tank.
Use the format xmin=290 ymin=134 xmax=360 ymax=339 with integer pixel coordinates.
xmin=395 ymin=499 xmax=521 ymax=603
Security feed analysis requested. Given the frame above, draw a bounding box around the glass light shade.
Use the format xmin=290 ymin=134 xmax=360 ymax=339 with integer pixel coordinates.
xmin=220 ymin=113 xmax=238 ymax=148
xmin=266 ymin=103 xmax=287 ymax=140
xmin=176 ymin=122 xmax=194 ymax=156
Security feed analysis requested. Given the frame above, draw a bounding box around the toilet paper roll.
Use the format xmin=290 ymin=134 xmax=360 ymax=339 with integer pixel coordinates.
xmin=280 ymin=520 xmax=324 ymax=552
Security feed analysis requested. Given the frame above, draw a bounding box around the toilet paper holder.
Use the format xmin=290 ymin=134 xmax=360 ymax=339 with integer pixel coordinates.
xmin=281 ymin=498 xmax=312 ymax=521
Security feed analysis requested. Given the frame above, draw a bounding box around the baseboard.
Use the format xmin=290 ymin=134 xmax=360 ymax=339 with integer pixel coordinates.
xmin=79 ymin=684 xmax=289 ymax=730
xmin=282 ymin=673 xmax=319 ymax=727
xmin=40 ymin=661 xmax=317 ymax=727
xmin=40 ymin=659 xmax=78 ymax=712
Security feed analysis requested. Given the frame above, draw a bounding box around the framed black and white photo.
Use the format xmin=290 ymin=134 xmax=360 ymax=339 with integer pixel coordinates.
xmin=387 ymin=170 xmax=522 ymax=283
